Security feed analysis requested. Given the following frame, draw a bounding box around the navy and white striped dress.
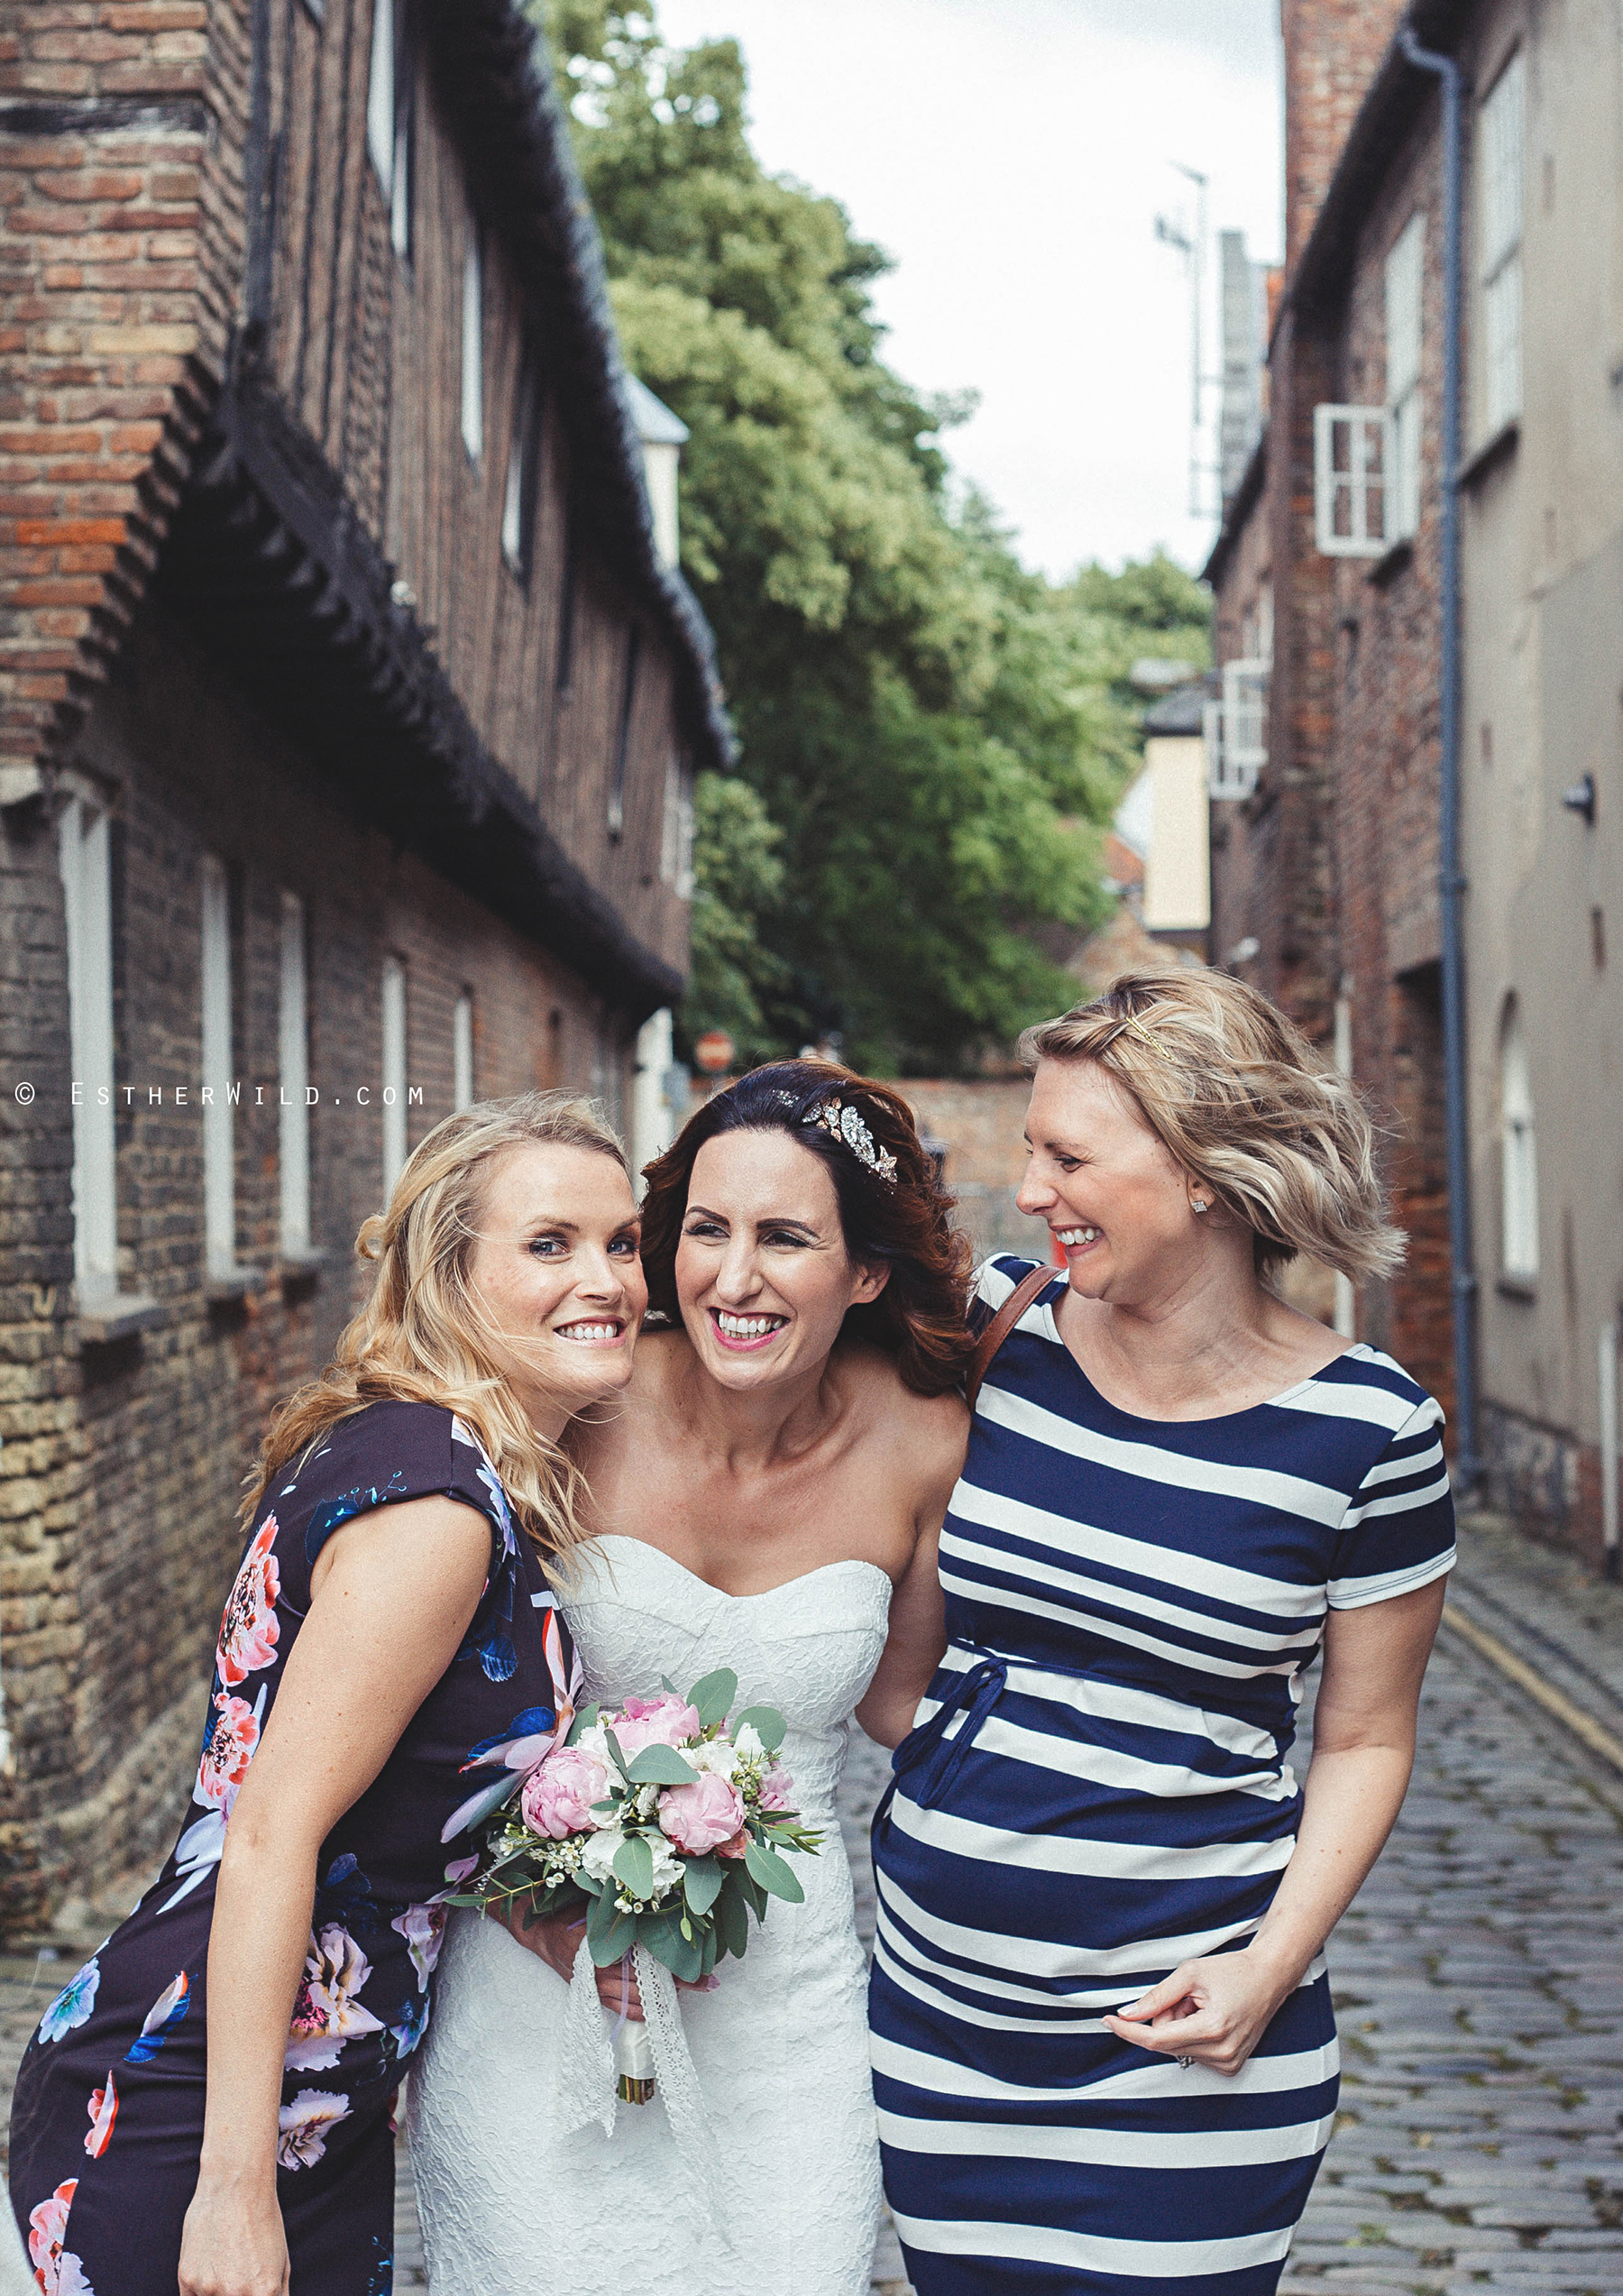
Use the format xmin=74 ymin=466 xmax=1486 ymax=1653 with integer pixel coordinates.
xmin=869 ymin=1258 xmax=1456 ymax=2294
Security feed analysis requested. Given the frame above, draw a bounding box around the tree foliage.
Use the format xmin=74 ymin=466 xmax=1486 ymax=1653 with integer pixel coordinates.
xmin=536 ymin=4 xmax=1209 ymax=1070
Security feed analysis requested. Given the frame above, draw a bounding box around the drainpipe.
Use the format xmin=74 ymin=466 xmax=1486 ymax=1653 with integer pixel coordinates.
xmin=1399 ymin=20 xmax=1479 ymax=1490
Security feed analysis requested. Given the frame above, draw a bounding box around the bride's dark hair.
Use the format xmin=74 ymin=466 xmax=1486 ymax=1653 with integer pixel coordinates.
xmin=637 ymin=1061 xmax=975 ymax=1398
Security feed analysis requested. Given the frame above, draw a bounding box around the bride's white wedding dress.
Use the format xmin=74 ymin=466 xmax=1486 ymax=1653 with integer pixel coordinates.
xmin=408 ymin=1534 xmax=892 ymax=2295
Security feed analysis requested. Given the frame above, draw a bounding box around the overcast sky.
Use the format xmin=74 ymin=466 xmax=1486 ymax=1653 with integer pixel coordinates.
xmin=656 ymin=0 xmax=1284 ymax=580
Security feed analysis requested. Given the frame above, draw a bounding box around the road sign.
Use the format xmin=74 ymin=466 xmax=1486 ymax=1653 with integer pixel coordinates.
xmin=692 ymin=1031 xmax=736 ymax=1074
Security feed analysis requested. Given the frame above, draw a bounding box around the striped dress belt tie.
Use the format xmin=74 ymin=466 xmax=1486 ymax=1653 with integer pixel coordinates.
xmin=871 ymin=1649 xmax=1008 ymax=1851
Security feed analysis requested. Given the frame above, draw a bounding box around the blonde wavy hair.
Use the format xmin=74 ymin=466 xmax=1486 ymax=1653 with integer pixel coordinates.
xmin=1019 ymin=971 xmax=1404 ymax=1285
xmin=241 ymin=1091 xmax=631 ymax=1577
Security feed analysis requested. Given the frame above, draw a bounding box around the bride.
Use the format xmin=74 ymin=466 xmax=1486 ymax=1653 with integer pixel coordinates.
xmin=409 ymin=1061 xmax=972 ymax=2294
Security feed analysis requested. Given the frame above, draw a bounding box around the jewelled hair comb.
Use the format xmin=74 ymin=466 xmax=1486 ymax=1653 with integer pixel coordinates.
xmin=802 ymin=1098 xmax=899 ymax=1185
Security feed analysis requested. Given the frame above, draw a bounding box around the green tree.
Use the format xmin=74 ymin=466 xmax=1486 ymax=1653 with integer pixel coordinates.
xmin=537 ymin=5 xmax=1209 ymax=1069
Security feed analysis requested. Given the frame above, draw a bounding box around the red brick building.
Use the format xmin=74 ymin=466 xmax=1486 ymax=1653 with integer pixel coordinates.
xmin=1206 ymin=0 xmax=1466 ymax=1428
xmin=0 ymin=0 xmax=728 ymax=1926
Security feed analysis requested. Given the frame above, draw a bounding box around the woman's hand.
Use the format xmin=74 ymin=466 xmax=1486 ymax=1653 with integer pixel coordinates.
xmin=1104 ymin=1943 xmax=1297 ymax=2079
xmin=178 ymin=2175 xmax=289 ymax=2296
xmin=493 ymin=1896 xmax=720 ymax=2018
xmin=494 ymin=1897 xmax=646 ymax=2017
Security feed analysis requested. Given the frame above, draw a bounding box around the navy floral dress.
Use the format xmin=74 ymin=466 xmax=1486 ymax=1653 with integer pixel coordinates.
xmin=9 ymin=1399 xmax=578 ymax=2296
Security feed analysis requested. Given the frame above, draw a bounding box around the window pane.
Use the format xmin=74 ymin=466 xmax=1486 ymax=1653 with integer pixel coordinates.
xmin=1481 ymin=52 xmax=1525 ymax=278
xmin=280 ymin=890 xmax=311 ymax=1256
xmin=462 ymin=224 xmax=483 ymax=462
xmin=453 ymin=989 xmax=474 ymax=1113
xmin=1484 ymin=254 xmax=1522 ymax=431
xmin=381 ymin=954 xmax=408 ymax=1192
xmin=201 ymin=853 xmax=235 ymax=1277
xmin=1384 ymin=214 xmax=1426 ymax=404
xmin=60 ymin=801 xmax=118 ymax=1296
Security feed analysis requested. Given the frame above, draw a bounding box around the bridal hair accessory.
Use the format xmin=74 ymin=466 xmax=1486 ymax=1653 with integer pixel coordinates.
xmin=802 ymin=1097 xmax=899 ymax=1184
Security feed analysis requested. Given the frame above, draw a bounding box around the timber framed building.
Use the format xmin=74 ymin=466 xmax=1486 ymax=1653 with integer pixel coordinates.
xmin=0 ymin=0 xmax=728 ymax=1925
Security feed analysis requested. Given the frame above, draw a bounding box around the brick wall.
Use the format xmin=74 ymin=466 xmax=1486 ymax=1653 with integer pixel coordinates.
xmin=1281 ymin=0 xmax=1408 ymax=270
xmin=0 ymin=603 xmax=634 ymax=1926
xmin=0 ymin=0 xmax=247 ymax=788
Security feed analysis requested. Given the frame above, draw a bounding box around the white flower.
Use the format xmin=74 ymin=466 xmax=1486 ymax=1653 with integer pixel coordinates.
xmin=633 ymin=1783 xmax=660 ymax=1820
xmin=688 ymin=1737 xmax=741 ymax=1780
xmin=732 ymin=1723 xmax=766 ymax=1764
xmin=644 ymin=1835 xmax=683 ymax=1900
xmin=278 ymin=2088 xmax=351 ymax=2171
xmin=581 ymin=1829 xmax=624 ymax=1886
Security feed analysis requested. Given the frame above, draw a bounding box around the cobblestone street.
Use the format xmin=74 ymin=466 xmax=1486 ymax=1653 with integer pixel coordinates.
xmin=0 ymin=1527 xmax=1618 ymax=2291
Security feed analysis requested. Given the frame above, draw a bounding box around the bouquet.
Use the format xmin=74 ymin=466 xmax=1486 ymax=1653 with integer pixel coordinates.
xmin=453 ymin=1667 xmax=821 ymax=2101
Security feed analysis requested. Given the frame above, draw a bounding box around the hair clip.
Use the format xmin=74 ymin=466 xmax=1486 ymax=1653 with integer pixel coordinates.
xmin=802 ymin=1098 xmax=898 ymax=1184
xmin=1117 ymin=1013 xmax=1177 ymax=1063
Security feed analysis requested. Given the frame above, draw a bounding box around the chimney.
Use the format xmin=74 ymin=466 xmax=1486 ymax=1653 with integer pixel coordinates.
xmin=1281 ymin=0 xmax=1408 ymax=271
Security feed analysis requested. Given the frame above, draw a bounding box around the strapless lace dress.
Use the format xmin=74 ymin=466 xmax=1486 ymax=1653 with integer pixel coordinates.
xmin=408 ymin=1534 xmax=893 ymax=2295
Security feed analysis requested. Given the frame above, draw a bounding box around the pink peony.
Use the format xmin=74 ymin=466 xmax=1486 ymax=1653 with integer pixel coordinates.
xmin=658 ymin=1771 xmax=746 ymax=1855
xmin=716 ymin=1828 xmax=750 ymax=1860
xmin=611 ymin=1693 xmax=701 ymax=1759
xmin=758 ymin=1765 xmax=796 ymax=1812
xmin=521 ymin=1747 xmax=607 ymax=1840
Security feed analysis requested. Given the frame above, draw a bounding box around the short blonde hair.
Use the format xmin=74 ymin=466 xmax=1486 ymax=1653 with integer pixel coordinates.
xmin=1019 ymin=972 xmax=1404 ymax=1284
xmin=242 ymin=1091 xmax=630 ymax=1576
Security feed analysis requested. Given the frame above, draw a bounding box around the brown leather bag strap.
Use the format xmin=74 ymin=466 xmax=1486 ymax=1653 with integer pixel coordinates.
xmin=965 ymin=1263 xmax=1059 ymax=1414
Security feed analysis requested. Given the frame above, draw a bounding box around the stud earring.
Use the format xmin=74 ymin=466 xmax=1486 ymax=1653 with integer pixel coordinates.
xmin=1192 ymin=1199 xmax=1208 ymax=1215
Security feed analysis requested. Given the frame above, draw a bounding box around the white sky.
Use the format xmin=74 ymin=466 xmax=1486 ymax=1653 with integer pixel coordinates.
xmin=656 ymin=0 xmax=1283 ymax=579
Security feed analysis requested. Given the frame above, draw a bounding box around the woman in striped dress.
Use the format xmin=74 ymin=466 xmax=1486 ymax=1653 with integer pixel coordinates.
xmin=870 ymin=972 xmax=1456 ymax=2294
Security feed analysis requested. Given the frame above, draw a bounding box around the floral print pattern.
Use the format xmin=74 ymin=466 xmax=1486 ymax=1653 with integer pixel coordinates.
xmin=82 ymin=2077 xmax=116 ymax=2162
xmin=285 ymin=1927 xmax=384 ymax=2072
xmin=27 ymin=2180 xmax=93 ymax=2295
xmin=37 ymin=1962 xmax=98 ymax=2047
xmin=277 ymin=2089 xmax=351 ymax=2172
xmin=215 ymin=1518 xmax=280 ymax=1687
xmin=9 ymin=1401 xmax=571 ymax=2293
xmin=390 ymin=1902 xmax=445 ymax=1991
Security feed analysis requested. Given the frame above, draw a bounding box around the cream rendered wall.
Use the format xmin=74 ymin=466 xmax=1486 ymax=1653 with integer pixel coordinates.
xmin=1141 ymin=735 xmax=1212 ymax=932
xmin=1460 ymin=0 xmax=1623 ymax=1484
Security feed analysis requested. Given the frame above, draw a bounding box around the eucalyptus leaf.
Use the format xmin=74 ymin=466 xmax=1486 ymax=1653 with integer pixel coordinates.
xmin=589 ymin=1906 xmax=638 ymax=1967
xmin=683 ymin=1855 xmax=723 ymax=1916
xmin=731 ymin=1704 xmax=786 ymax=1754
xmin=565 ymin=1703 xmax=601 ymax=1749
xmin=685 ymin=1667 xmax=738 ymax=1730
xmin=744 ymin=1838 xmax=804 ymax=1904
xmin=602 ymin=1726 xmax=631 ymax=1780
xmin=613 ymin=1835 xmax=656 ymax=1902
xmin=715 ymin=1877 xmax=751 ymax=1959
xmin=626 ymin=1743 xmax=700 ymax=1786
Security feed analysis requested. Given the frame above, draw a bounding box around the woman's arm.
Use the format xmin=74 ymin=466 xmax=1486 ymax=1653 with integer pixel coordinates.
xmin=1105 ymin=1574 xmax=1447 ymax=2076
xmin=855 ymin=1396 xmax=965 ymax=1749
xmin=178 ymin=1494 xmax=492 ymax=2296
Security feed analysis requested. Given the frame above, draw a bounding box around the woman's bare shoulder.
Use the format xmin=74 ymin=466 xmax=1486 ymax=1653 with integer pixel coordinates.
xmin=836 ymin=1342 xmax=969 ymax=1455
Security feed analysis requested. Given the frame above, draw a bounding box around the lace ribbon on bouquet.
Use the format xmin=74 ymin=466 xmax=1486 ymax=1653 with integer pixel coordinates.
xmin=550 ymin=1934 xmax=739 ymax=2249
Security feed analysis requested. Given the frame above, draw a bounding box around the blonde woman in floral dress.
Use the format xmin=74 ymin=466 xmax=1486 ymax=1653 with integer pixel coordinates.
xmin=8 ymin=1094 xmax=644 ymax=2296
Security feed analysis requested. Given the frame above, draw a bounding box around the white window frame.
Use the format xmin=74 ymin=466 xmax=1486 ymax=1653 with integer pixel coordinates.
xmin=1385 ymin=212 xmax=1426 ymax=541
xmin=367 ymin=0 xmax=410 ymax=259
xmin=59 ymin=796 xmax=118 ymax=1301
xmin=461 ymin=216 xmax=483 ymax=464
xmin=279 ymin=890 xmax=311 ymax=1257
xmin=200 ymin=853 xmax=237 ymax=1280
xmin=453 ymin=987 xmax=474 ymax=1112
xmin=1206 ymin=658 xmax=1270 ymax=800
xmin=1500 ymin=1002 xmax=1539 ymax=1281
xmin=660 ymin=749 xmax=695 ymax=896
xmin=381 ymin=953 xmax=408 ymax=1194
xmin=1479 ymin=51 xmax=1525 ymax=434
xmin=1313 ymin=404 xmax=1393 ymax=557
xmin=501 ymin=360 xmax=542 ymax=578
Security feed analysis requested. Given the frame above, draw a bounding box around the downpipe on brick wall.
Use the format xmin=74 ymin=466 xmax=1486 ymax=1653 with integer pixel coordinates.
xmin=1399 ymin=20 xmax=1480 ymax=1492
